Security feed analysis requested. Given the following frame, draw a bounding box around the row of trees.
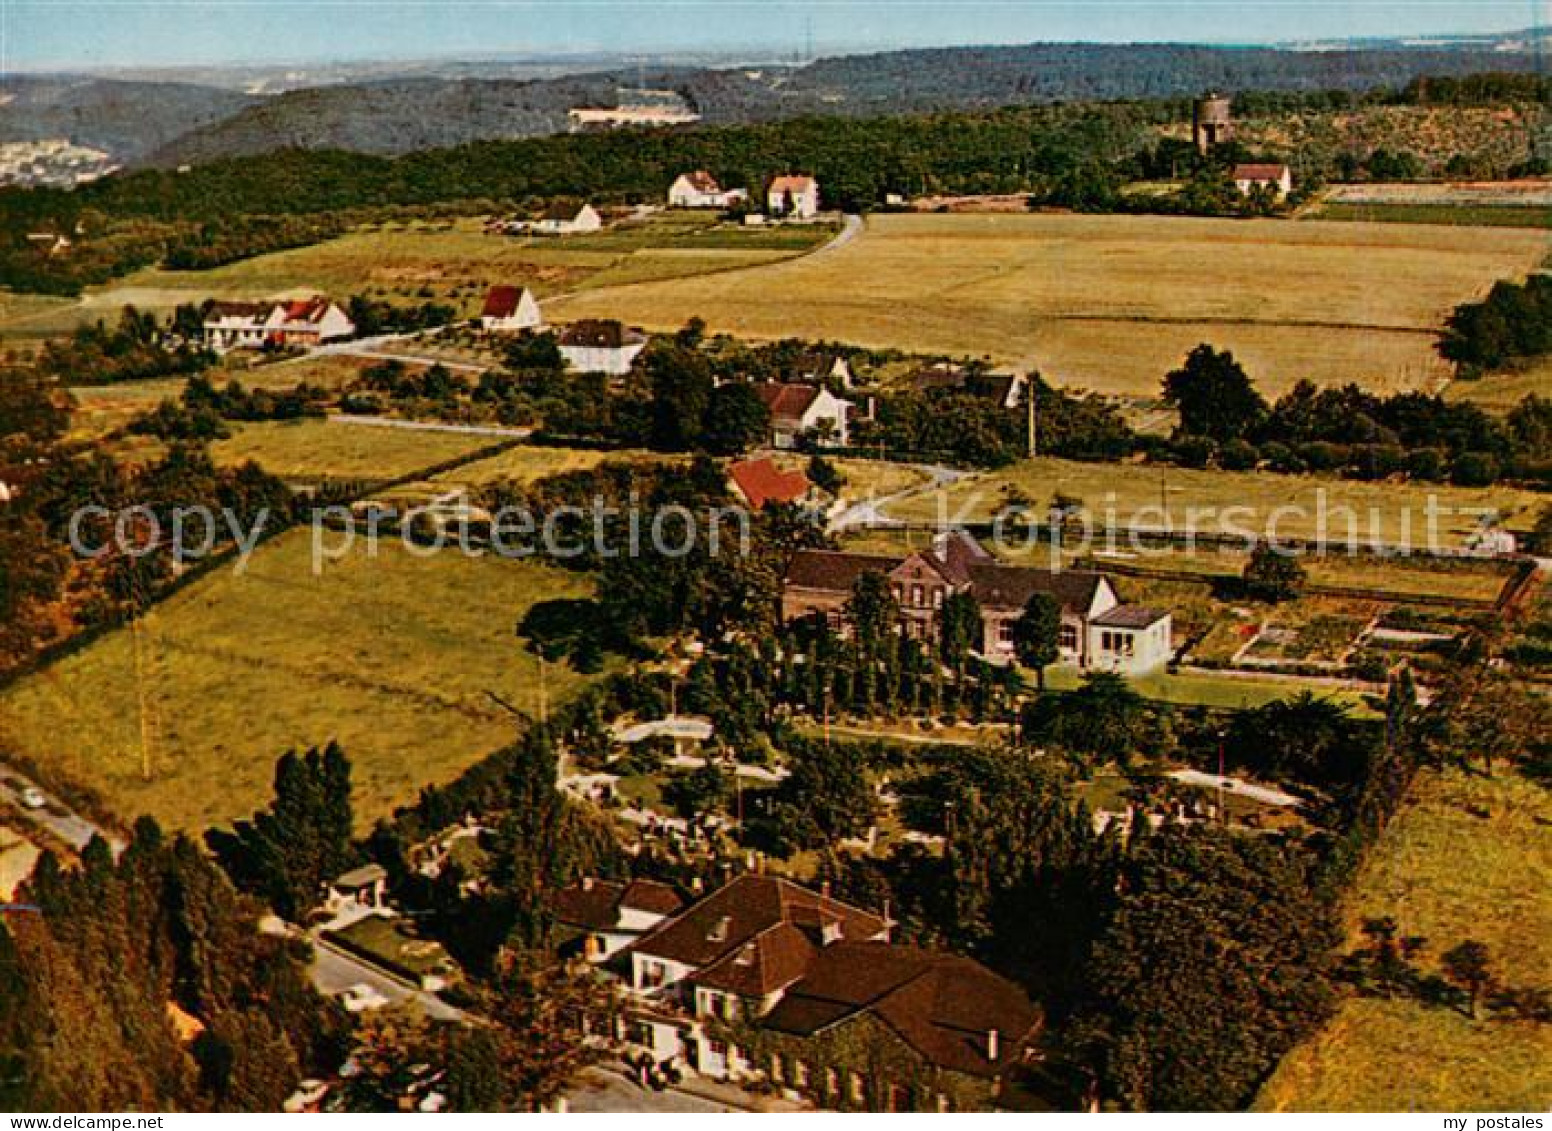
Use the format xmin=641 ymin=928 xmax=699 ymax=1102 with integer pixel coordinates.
xmin=1162 ymin=344 xmax=1549 ymax=485
xmin=1 ymin=821 xmax=343 ymax=1110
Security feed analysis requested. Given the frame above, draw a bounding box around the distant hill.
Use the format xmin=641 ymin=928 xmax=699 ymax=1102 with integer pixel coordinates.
xmin=0 ymin=76 xmax=256 ymax=162
xmin=12 ymin=40 xmax=1550 ymax=169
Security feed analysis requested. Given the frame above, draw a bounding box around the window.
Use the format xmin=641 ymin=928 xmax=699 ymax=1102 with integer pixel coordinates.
xmin=932 ymin=588 xmax=944 ymax=609
xmin=639 ymin=960 xmax=667 ymax=989
xmin=824 ymin=1068 xmax=839 ymax=1097
xmin=1059 ymin=624 xmax=1079 ymax=650
xmin=708 ymin=1038 xmax=729 ymax=1058
xmin=770 ymin=1055 xmax=784 ymax=1084
xmin=911 ymin=584 xmax=924 ymax=607
xmin=997 ymin=621 xmax=1014 ymax=645
xmin=794 ymin=1061 xmax=810 ymax=1088
xmin=849 ymin=1072 xmax=866 ymax=1105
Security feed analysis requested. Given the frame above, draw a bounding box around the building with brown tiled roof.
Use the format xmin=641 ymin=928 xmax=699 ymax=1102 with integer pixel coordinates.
xmin=782 ymin=530 xmax=1172 ymax=673
xmin=760 ymin=941 xmax=1042 ymax=1108
xmin=553 ymin=876 xmax=685 ymax=962
xmin=614 ymin=873 xmax=1042 ymax=1110
xmin=557 ymin=319 xmax=648 ymax=375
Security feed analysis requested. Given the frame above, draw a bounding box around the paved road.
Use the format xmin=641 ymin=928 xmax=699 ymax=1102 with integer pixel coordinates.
xmin=566 ymin=1067 xmax=735 ymax=1113
xmin=813 ymin=212 xmax=864 ymax=256
xmin=309 ymin=935 xmax=465 ymax=1023
xmin=0 ymin=764 xmax=124 ymax=857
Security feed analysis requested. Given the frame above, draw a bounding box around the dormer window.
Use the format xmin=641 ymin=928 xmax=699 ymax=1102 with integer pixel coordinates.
xmin=708 ymin=915 xmax=731 ymax=943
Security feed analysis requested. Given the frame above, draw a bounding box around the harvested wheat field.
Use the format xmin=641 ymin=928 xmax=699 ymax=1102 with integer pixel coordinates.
xmin=550 ymin=212 xmax=1548 ymax=399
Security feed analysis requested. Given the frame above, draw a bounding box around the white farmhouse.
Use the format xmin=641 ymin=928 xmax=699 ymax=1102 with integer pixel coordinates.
xmin=533 ymin=201 xmax=603 ymax=236
xmin=753 ymin=381 xmax=853 ymax=448
xmin=478 ymin=285 xmax=543 ymax=333
xmin=1232 ymin=163 xmax=1293 ymax=198
xmin=766 ymin=174 xmax=820 ymax=218
xmin=557 ymin=319 xmax=648 ymax=375
xmin=668 ymin=170 xmax=747 ymax=209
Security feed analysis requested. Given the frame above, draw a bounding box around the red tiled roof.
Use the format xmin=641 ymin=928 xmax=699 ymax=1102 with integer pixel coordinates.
xmin=753 ymin=382 xmax=820 ymax=423
xmin=689 ymin=921 xmax=816 ymax=997
xmin=626 ymin=874 xmax=886 ymax=995
xmin=729 ymin=457 xmax=810 ymax=509
xmin=481 ymin=285 xmax=527 ymax=319
xmin=770 ymin=175 xmax=817 ymax=194
xmin=684 ymin=170 xmax=721 ymax=193
xmin=1232 ymin=163 xmax=1290 ymax=181
xmin=622 ymin=878 xmax=685 ymax=917
xmin=762 ymin=942 xmax=1043 ymax=1079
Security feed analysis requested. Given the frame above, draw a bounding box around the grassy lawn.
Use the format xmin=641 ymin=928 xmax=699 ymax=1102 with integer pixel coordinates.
xmin=1259 ymin=769 xmax=1552 ymax=1111
xmin=209 ymin=418 xmax=497 ymax=482
xmin=1444 ymin=359 xmax=1552 ymax=415
xmin=0 ymin=530 xmax=600 ymax=831
xmin=548 ymin=212 xmax=1547 ymax=399
xmin=1039 ymin=663 xmax=1369 ymax=711
xmin=429 ymin=444 xmax=669 ymax=491
xmin=883 ymin=455 xmax=1543 ymax=549
xmin=326 ymin=914 xmax=453 ymax=981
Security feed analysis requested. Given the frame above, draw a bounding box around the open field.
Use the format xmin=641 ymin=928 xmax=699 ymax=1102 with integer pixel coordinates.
xmin=209 ymin=418 xmax=497 ymax=482
xmin=1259 ymin=769 xmax=1552 ymax=1112
xmin=67 ymin=356 xmax=377 ymax=440
xmin=428 ymin=444 xmax=663 ymax=491
xmin=548 ymin=212 xmax=1548 ymax=399
xmin=0 ymin=530 xmax=598 ymax=831
xmin=881 ymin=455 xmax=1544 ymax=549
xmin=1310 ymin=203 xmax=1552 ymax=230
xmin=0 ymin=214 xmax=833 ymax=341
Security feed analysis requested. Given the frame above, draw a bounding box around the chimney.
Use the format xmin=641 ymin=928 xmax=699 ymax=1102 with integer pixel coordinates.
xmin=986 ymin=1028 xmax=1000 ymax=1062
xmin=820 ymin=880 xmax=831 ymax=899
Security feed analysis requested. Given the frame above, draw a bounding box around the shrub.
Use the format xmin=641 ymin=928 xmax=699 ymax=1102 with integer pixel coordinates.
xmin=1451 ymin=451 xmax=1501 ymax=487
xmin=1218 ymin=439 xmax=1260 ymax=471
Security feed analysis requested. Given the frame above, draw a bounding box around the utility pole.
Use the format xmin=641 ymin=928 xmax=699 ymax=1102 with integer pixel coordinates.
xmin=1026 ymin=376 xmax=1037 ymax=459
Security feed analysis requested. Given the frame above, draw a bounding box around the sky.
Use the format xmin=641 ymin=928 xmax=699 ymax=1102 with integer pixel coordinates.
xmin=3 ymin=0 xmax=1548 ymax=72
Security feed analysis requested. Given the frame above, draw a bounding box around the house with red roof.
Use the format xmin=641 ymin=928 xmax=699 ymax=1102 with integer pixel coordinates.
xmin=199 ymin=296 xmax=353 ymax=352
xmin=767 ymin=174 xmax=821 ymax=218
xmin=753 ymin=381 xmax=852 ymax=448
xmin=557 ymin=319 xmax=648 ymax=375
xmin=267 ymin=296 xmax=355 ymax=347
xmin=668 ymin=170 xmax=748 ymax=209
xmin=479 ymin=285 xmax=543 ymax=333
xmin=728 ymin=457 xmax=814 ymax=511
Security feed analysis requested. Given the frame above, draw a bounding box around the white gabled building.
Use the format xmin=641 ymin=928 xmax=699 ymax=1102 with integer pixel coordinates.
xmin=478 ymin=285 xmax=544 ymax=333
xmin=766 ymin=174 xmax=820 ymax=219
xmin=1232 ymin=163 xmax=1293 ymax=198
xmin=668 ymin=170 xmax=748 ymax=209
xmin=753 ymin=381 xmax=853 ymax=448
xmin=533 ymin=201 xmax=603 ymax=236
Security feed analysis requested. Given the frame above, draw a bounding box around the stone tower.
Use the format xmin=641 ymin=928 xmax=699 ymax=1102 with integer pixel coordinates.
xmin=1192 ymin=94 xmax=1233 ymax=154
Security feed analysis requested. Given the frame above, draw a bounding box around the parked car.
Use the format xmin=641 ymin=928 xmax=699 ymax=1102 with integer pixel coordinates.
xmin=339 ymin=983 xmax=390 ymax=1013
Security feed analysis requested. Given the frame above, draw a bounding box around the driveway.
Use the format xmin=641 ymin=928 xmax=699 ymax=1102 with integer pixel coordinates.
xmin=309 ymin=934 xmax=465 ymax=1023
xmin=828 ymin=461 xmax=967 ymax=532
